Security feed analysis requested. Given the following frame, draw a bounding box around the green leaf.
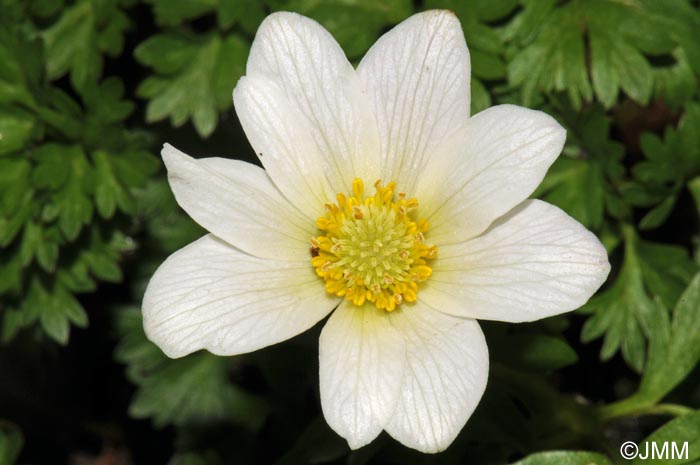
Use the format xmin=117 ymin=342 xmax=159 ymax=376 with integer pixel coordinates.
xmin=33 ymin=144 xmax=94 ymax=241
xmin=637 ymin=240 xmax=698 ymax=310
xmin=639 ymin=194 xmax=678 ymax=231
xmin=511 ymin=451 xmax=613 ymax=465
xmin=590 ymin=27 xmax=652 ymax=107
xmin=581 ymin=227 xmax=698 ymax=372
xmin=136 ymin=33 xmax=248 ymax=137
xmin=630 ymin=104 xmax=700 ymax=229
xmin=510 ymin=335 xmax=579 ymax=372
xmin=506 ymin=0 xmax=678 ymax=107
xmin=41 ymin=0 xmax=130 ymax=89
xmin=632 ymin=411 xmax=700 ymax=465
xmin=507 ymin=3 xmax=591 ymax=108
xmin=536 ymin=156 xmax=605 ymax=230
xmin=0 ymin=158 xmax=31 ymax=219
xmin=637 ymin=0 xmax=700 ymax=75
xmin=689 ymin=177 xmax=700 ymax=214
xmin=26 ymin=278 xmax=88 ymax=345
xmin=637 ymin=104 xmax=700 ymax=183
xmin=470 ymin=78 xmax=491 ymax=115
xmin=271 ymin=0 xmax=412 ymax=59
xmin=79 ymin=227 xmax=133 ymax=283
xmin=635 ymin=274 xmax=700 ymax=406
xmin=427 ymin=0 xmax=513 ymax=85
xmin=81 ymin=77 xmax=134 ymax=125
xmin=652 ymin=48 xmax=696 ymax=109
xmin=275 ymin=417 xmax=348 ymax=465
xmin=115 ymin=309 xmax=269 ymax=430
xmin=490 ymin=324 xmax=579 ymax=372
xmin=0 ymin=250 xmax=23 ymax=296
xmin=18 ymin=221 xmax=59 ymax=272
xmin=143 ymin=0 xmax=258 ymax=30
xmin=537 ymin=103 xmax=624 ymax=230
xmin=169 ymin=451 xmax=223 ymax=465
xmin=0 ymin=420 xmax=23 ymax=465
xmin=145 ymin=0 xmax=216 ymax=26
xmin=136 ymin=178 xmax=203 ymax=253
xmin=217 ymin=0 xmax=245 ymax=29
xmin=0 ymin=107 xmax=35 ymax=155
xmin=92 ymin=149 xmax=136 ymax=218
xmin=0 ymin=26 xmax=43 ymax=107
xmin=30 ymin=0 xmax=64 ymax=17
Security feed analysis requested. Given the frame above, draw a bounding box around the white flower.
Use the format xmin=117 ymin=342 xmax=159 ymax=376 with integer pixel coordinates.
xmin=142 ymin=10 xmax=610 ymax=453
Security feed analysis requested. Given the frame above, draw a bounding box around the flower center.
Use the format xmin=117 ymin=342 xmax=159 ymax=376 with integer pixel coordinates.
xmin=310 ymin=178 xmax=437 ymax=311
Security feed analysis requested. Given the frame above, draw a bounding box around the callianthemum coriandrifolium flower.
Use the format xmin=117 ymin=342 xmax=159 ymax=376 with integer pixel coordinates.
xmin=142 ymin=10 xmax=610 ymax=453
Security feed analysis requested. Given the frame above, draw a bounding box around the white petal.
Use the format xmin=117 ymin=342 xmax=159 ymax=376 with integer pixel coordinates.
xmin=357 ymin=10 xmax=470 ymax=194
xmin=233 ymin=77 xmax=332 ymax=220
xmin=238 ymin=12 xmax=380 ymax=199
xmin=142 ymin=234 xmax=338 ymax=358
xmin=418 ymin=105 xmax=566 ymax=244
xmin=319 ymin=302 xmax=405 ymax=449
xmin=423 ymin=200 xmax=611 ymax=322
xmin=385 ymin=303 xmax=488 ymax=453
xmin=162 ymin=144 xmax=314 ymax=261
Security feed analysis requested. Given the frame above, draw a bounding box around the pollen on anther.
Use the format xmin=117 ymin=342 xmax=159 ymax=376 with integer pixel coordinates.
xmin=310 ymin=178 xmax=437 ymax=312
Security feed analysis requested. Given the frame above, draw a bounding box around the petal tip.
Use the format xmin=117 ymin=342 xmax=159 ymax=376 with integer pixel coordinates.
xmin=161 ymin=143 xmax=186 ymax=166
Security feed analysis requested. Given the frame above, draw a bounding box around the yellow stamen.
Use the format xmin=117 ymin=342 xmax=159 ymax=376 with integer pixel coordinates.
xmin=310 ymin=178 xmax=437 ymax=312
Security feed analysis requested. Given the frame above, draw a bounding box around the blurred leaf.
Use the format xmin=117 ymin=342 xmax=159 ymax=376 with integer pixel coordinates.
xmin=505 ymin=0 xmax=683 ymax=108
xmin=275 ymin=417 xmax=348 ymax=465
xmin=115 ymin=309 xmax=269 ymax=430
xmin=470 ymin=78 xmax=491 ymax=115
xmin=0 ymin=107 xmax=35 ymax=155
xmin=511 ymin=451 xmax=613 ymax=465
xmin=634 ymin=274 xmax=700 ymax=407
xmin=136 ymin=178 xmax=203 ymax=252
xmin=0 ymin=26 xmax=43 ymax=107
xmin=144 ymin=0 xmax=257 ymax=30
xmin=652 ymin=48 xmax=696 ymax=110
xmin=581 ymin=227 xmax=698 ymax=372
xmin=0 ymin=251 xmax=23 ymax=297
xmin=637 ymin=0 xmax=700 ymax=75
xmin=506 ymin=1 xmax=591 ymax=108
xmin=489 ymin=323 xmax=579 ymax=373
xmin=31 ymin=0 xmax=64 ymax=17
xmin=271 ymin=0 xmax=412 ymax=59
xmin=629 ymin=103 xmax=700 ymax=230
xmin=92 ymin=149 xmax=143 ymax=218
xmin=78 ymin=227 xmax=132 ymax=283
xmin=589 ymin=6 xmax=655 ymax=107
xmin=81 ymin=77 xmax=135 ymax=125
xmin=537 ymin=103 xmax=624 ymax=230
xmin=689 ymin=177 xmax=700 ymax=213
xmin=632 ymin=411 xmax=700 ymax=465
xmin=0 ymin=158 xmax=32 ymax=241
xmin=507 ymin=335 xmax=578 ymax=372
xmin=0 ymin=420 xmax=22 ymax=465
xmin=41 ymin=0 xmax=130 ymax=89
xmin=536 ymin=156 xmax=605 ymax=230
xmin=136 ymin=33 xmax=248 ymax=137
xmin=169 ymin=451 xmax=223 ymax=465
xmin=427 ymin=0 xmax=513 ymax=83
xmin=33 ymin=144 xmax=94 ymax=241
xmin=638 ymin=194 xmax=678 ymax=231
xmin=145 ymin=0 xmax=216 ymax=26
xmin=23 ymin=278 xmax=89 ymax=345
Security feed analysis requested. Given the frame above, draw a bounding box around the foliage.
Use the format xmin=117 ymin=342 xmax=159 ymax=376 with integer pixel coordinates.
xmin=0 ymin=421 xmax=23 ymax=465
xmin=1 ymin=0 xmax=700 ymax=464
xmin=0 ymin=6 xmax=159 ymax=345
